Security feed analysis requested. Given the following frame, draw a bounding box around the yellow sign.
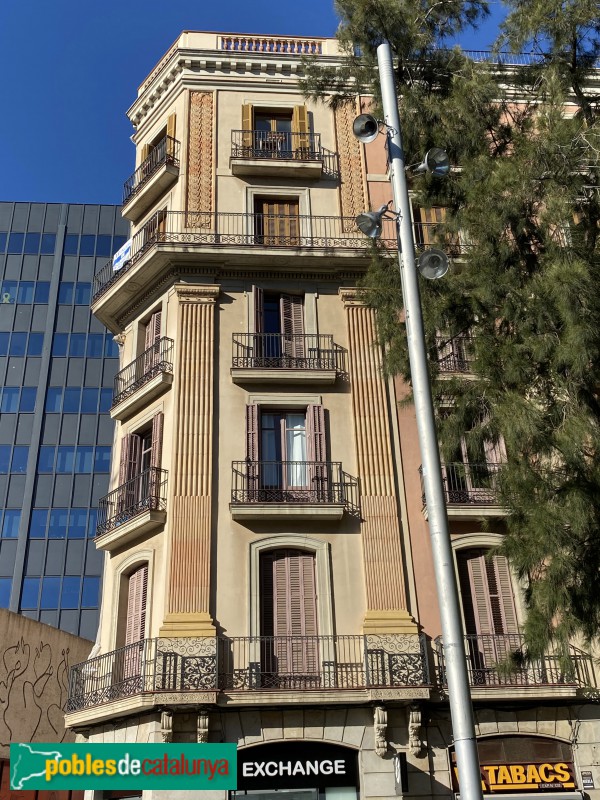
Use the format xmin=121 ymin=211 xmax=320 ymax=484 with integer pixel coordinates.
xmin=452 ymin=761 xmax=576 ymax=792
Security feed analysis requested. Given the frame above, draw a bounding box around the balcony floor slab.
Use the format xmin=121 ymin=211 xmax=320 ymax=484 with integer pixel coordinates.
xmin=230 ymin=503 xmax=345 ymax=521
xmin=95 ymin=509 xmax=167 ymax=551
xmin=111 ymin=371 xmax=173 ymax=421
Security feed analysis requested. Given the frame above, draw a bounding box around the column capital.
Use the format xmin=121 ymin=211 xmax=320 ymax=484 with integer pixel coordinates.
xmin=339 ymin=286 xmax=365 ymax=307
xmin=173 ymin=284 xmax=220 ymax=304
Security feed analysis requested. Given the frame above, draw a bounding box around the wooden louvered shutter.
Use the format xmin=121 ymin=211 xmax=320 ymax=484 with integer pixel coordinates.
xmin=280 ymin=294 xmax=304 ymax=358
xmin=306 ymin=404 xmax=327 ymax=500
xmin=484 ymin=436 xmax=507 ymax=465
xmin=119 ymin=433 xmax=142 ymax=512
xmin=252 ymin=286 xmax=264 ymax=362
xmin=292 ymin=105 xmax=310 ymax=153
xmin=246 ymin=404 xmax=259 ymax=499
xmin=140 ymin=143 xmax=151 ymax=164
xmin=148 ymin=412 xmax=164 ymax=510
xmin=125 ymin=564 xmax=148 ymax=645
xmin=242 ymin=104 xmax=254 ymax=149
xmin=166 ymin=113 xmax=176 ymax=157
xmin=144 ymin=310 xmax=162 ymax=372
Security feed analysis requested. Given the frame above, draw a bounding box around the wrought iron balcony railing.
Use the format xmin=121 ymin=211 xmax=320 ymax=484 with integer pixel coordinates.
xmin=434 ymin=333 xmax=475 ymax=373
xmin=421 ymin=462 xmax=502 ymax=507
xmin=67 ymin=633 xmax=429 ymax=712
xmin=231 ymin=460 xmax=359 ymax=515
xmin=231 ymin=130 xmax=338 ymax=175
xmin=435 ymin=634 xmax=596 ymax=690
xmin=123 ymin=136 xmax=181 ymax=204
xmin=232 ymin=333 xmax=344 ymax=371
xmin=92 ymin=210 xmax=399 ymax=302
xmin=112 ymin=337 xmax=174 ymax=408
xmin=96 ymin=467 xmax=168 ymax=537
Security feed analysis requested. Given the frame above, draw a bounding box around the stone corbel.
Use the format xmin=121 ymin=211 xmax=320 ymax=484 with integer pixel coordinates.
xmin=161 ymin=710 xmax=173 ymax=743
xmin=374 ymin=705 xmax=388 ymax=757
xmin=408 ymin=704 xmax=424 ymax=757
xmin=113 ymin=333 xmax=126 ymax=347
xmin=197 ymin=710 xmax=209 ymax=743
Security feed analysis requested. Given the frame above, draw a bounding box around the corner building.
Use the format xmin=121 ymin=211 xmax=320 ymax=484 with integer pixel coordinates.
xmin=66 ymin=30 xmax=600 ymax=800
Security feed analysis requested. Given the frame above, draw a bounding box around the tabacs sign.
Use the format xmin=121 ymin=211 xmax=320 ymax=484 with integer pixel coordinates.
xmin=451 ymin=756 xmax=577 ymax=793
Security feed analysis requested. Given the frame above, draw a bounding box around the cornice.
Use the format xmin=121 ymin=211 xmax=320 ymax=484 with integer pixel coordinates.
xmin=172 ymin=283 xmax=220 ymax=303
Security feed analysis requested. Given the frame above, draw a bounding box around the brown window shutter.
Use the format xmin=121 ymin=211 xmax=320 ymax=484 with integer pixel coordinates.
xmin=292 ymin=105 xmax=310 ymax=153
xmin=245 ymin=404 xmax=259 ymax=462
xmin=280 ymin=294 xmax=304 ymax=358
xmin=151 ymin=412 xmax=164 ymax=469
xmin=144 ymin=310 xmax=162 ymax=350
xmin=306 ymin=404 xmax=326 ymax=462
xmin=242 ymin=104 xmax=254 ymax=149
xmin=119 ymin=433 xmax=142 ymax=485
xmin=125 ymin=564 xmax=148 ymax=645
xmin=492 ymin=553 xmax=518 ymax=634
xmin=140 ymin=144 xmax=151 ymax=163
xmin=260 ymin=552 xmax=275 ymax=637
xmin=253 ymin=286 xmax=264 ymax=334
xmin=166 ymin=113 xmax=176 ymax=140
xmin=483 ymin=436 xmax=507 ymax=464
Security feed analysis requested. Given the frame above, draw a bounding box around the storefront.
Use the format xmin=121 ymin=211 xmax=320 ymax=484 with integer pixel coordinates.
xmin=451 ymin=736 xmax=583 ymax=800
xmin=233 ymin=742 xmax=359 ymax=800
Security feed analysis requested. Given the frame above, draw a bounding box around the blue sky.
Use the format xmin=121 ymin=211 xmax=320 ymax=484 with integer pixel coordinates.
xmin=0 ymin=0 xmax=505 ymax=205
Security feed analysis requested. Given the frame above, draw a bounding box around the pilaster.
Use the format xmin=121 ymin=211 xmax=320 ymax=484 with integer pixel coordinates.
xmin=340 ymin=288 xmax=417 ymax=635
xmin=160 ymin=284 xmax=219 ymax=637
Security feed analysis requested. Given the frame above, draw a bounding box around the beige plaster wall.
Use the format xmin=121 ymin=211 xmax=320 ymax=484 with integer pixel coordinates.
xmin=0 ymin=610 xmax=93 ymax=757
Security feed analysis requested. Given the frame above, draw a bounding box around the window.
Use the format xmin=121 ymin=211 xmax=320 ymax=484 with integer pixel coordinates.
xmin=443 ymin=429 xmax=506 ymax=504
xmin=40 ymin=577 xmax=60 ymax=609
xmin=64 ymin=234 xmax=79 ymax=255
xmin=1 ymin=388 xmax=19 ymax=413
xmin=40 ymin=233 xmax=56 ymax=254
xmin=117 ymin=414 xmax=163 ymax=511
xmin=58 ymin=282 xmax=74 ymax=304
xmin=45 ymin=387 xmax=62 ymax=412
xmin=74 ymin=282 xmax=91 ymax=305
xmin=69 ymin=333 xmax=86 ymax=357
xmin=87 ymin=334 xmax=104 ymax=358
xmin=63 ymin=387 xmax=81 ymax=412
xmin=11 ymin=447 xmax=29 ymax=473
xmin=2 ymin=510 xmax=21 ymax=538
xmin=19 ymin=387 xmax=36 ymax=412
xmin=68 ymin=509 xmax=88 ymax=538
xmin=79 ymin=235 xmax=96 ymax=256
xmin=75 ymin=446 xmax=94 ymax=473
xmin=241 ymin=104 xmax=309 ymax=158
xmin=0 ymin=579 xmax=11 ymax=608
xmin=20 ymin=577 xmax=40 ymax=609
xmin=34 ymin=282 xmax=50 ymax=303
xmin=52 ymin=333 xmax=68 ymax=356
xmin=1 ymin=280 xmax=17 ymax=303
xmin=38 ymin=446 xmax=55 ymax=472
xmin=96 ymin=235 xmax=112 ymax=257
xmin=99 ymin=388 xmax=113 ymax=412
xmin=457 ymin=548 xmax=519 ymax=682
xmin=0 ymin=446 xmax=10 ymax=474
xmin=8 ymin=233 xmax=24 ymax=253
xmin=245 ymin=404 xmax=327 ymax=500
xmin=121 ymin=564 xmax=148 ymax=677
xmin=254 ymin=197 xmax=300 ymax=246
xmin=81 ymin=388 xmax=99 ymax=413
xmin=259 ymin=549 xmax=318 ymax=686
xmin=24 ymin=233 xmax=40 ymax=254
xmin=28 ymin=332 xmax=44 ymax=355
xmin=105 ymin=335 xmax=119 ymax=358
xmin=17 ymin=282 xmax=34 ymax=303
xmin=82 ymin=576 xmax=100 ymax=608
xmin=56 ymin=446 xmax=75 ymax=473
xmin=94 ymin=446 xmax=111 ymax=472
xmin=29 ymin=509 xmax=48 ymax=538
xmin=61 ymin=577 xmax=80 ymax=609
xmin=48 ymin=509 xmax=68 ymax=538
xmin=9 ymin=332 xmax=27 ymax=356
xmin=253 ymin=288 xmax=305 ymax=364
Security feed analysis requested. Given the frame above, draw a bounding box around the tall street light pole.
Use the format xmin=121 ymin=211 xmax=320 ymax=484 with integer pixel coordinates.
xmin=374 ymin=39 xmax=484 ymax=800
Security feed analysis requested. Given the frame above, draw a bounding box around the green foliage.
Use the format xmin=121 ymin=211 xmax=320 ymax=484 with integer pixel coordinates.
xmin=303 ymin=0 xmax=600 ymax=660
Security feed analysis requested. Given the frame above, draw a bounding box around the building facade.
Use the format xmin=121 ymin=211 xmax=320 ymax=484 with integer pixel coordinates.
xmin=65 ymin=31 xmax=600 ymax=800
xmin=0 ymin=202 xmax=128 ymax=639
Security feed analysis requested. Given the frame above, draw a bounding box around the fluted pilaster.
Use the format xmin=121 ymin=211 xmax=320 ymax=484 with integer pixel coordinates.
xmin=160 ymin=284 xmax=219 ymax=637
xmin=341 ymin=288 xmax=416 ymax=634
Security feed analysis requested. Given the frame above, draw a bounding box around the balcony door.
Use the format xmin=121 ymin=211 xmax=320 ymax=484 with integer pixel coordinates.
xmin=457 ymin=548 xmax=519 ymax=684
xmin=120 ymin=563 xmax=148 ymax=681
xmin=254 ymin=287 xmax=305 ymax=364
xmin=118 ymin=412 xmax=163 ymax=515
xmin=444 ymin=432 xmax=505 ymax=503
xmin=259 ymin=549 xmax=319 ymax=687
xmin=254 ymin=197 xmax=300 ymax=246
xmin=246 ymin=404 xmax=326 ymax=501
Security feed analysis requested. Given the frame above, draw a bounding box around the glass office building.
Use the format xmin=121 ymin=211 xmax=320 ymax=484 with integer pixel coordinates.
xmin=0 ymin=202 xmax=128 ymax=639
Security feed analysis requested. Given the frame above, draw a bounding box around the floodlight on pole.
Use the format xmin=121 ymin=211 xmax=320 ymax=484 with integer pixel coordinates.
xmin=355 ymin=201 xmax=397 ymax=238
xmin=353 ymin=40 xmax=484 ymax=800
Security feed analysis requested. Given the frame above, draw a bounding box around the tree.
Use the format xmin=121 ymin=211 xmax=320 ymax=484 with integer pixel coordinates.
xmin=302 ymin=0 xmax=600 ymax=661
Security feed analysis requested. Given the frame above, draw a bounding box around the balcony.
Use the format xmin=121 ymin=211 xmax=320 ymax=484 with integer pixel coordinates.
xmin=95 ymin=467 xmax=168 ymax=551
xmin=230 ymin=130 xmax=338 ymax=179
xmin=66 ymin=633 xmax=429 ymax=721
xmin=122 ymin=136 xmax=181 ymax=221
xmin=91 ymin=210 xmax=397 ymax=329
xmin=421 ymin=462 xmax=505 ymax=520
xmin=230 ymin=461 xmax=359 ymax=520
xmin=434 ymin=333 xmax=475 ymax=374
xmin=435 ymin=634 xmax=597 ymax=699
xmin=111 ymin=337 xmax=174 ymax=420
xmin=231 ymin=333 xmax=344 ymax=385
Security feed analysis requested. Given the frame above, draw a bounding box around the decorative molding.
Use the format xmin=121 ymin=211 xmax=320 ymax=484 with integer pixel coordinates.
xmin=408 ymin=704 xmax=424 ymax=757
xmin=173 ymin=284 xmax=220 ymax=303
xmin=339 ymin=286 xmax=365 ymax=307
xmin=197 ymin=711 xmax=209 ymax=743
xmin=113 ymin=332 xmax=126 ymax=347
xmin=374 ymin=705 xmax=388 ymax=757
xmin=334 ymin=101 xmax=367 ymax=231
xmin=186 ymin=92 xmax=214 ymax=223
xmin=161 ymin=710 xmax=173 ymax=743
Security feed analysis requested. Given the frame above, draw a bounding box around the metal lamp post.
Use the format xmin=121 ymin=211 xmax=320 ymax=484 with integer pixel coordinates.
xmin=366 ymin=39 xmax=484 ymax=800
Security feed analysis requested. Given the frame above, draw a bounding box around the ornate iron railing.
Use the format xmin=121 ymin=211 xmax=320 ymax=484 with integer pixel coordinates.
xmin=434 ymin=333 xmax=475 ymax=373
xmin=96 ymin=467 xmax=168 ymax=536
xmin=231 ymin=460 xmax=359 ymax=514
xmin=231 ymin=130 xmax=338 ymax=175
xmin=92 ymin=210 xmax=399 ymax=301
xmin=232 ymin=333 xmax=344 ymax=371
xmin=123 ymin=136 xmax=180 ymax=204
xmin=421 ymin=462 xmax=502 ymax=506
xmin=435 ymin=634 xmax=596 ymax=689
xmin=67 ymin=633 xmax=428 ymax=711
xmin=112 ymin=337 xmax=174 ymax=408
